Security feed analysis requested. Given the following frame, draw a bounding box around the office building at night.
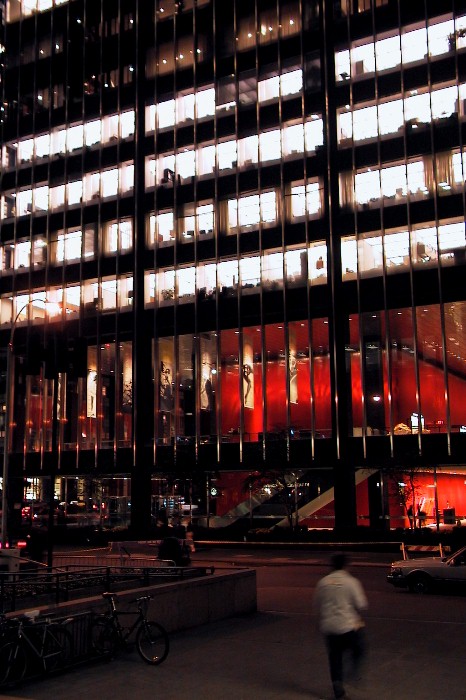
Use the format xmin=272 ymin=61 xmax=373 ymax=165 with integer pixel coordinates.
xmin=2 ymin=0 xmax=466 ymax=536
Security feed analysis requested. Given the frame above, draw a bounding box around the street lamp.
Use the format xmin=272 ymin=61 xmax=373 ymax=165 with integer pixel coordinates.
xmin=1 ymin=298 xmax=60 ymax=549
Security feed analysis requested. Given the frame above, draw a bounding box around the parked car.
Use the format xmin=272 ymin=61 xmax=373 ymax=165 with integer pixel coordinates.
xmin=387 ymin=545 xmax=466 ymax=593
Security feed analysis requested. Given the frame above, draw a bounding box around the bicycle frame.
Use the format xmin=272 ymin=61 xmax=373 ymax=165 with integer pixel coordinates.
xmin=104 ymin=597 xmax=148 ymax=646
xmin=14 ymin=620 xmax=57 ymax=660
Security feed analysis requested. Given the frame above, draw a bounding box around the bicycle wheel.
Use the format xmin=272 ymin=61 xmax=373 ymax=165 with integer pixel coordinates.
xmin=136 ymin=621 xmax=169 ymax=665
xmin=89 ymin=618 xmax=118 ymax=658
xmin=43 ymin=625 xmax=73 ymax=673
xmin=0 ymin=641 xmax=27 ymax=686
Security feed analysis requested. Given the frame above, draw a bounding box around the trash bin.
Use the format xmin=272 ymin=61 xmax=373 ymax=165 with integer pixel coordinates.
xmin=444 ymin=508 xmax=456 ymax=525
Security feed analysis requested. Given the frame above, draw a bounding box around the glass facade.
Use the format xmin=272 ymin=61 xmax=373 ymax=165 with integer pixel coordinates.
xmin=1 ymin=0 xmax=466 ymax=534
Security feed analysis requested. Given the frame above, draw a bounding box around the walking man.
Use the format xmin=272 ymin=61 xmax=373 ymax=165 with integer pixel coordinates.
xmin=313 ymin=552 xmax=368 ymax=700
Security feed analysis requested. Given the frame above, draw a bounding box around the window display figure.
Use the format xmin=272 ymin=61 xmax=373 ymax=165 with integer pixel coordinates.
xmin=242 ymin=363 xmax=253 ymax=407
xmin=160 ymin=361 xmax=174 ymax=411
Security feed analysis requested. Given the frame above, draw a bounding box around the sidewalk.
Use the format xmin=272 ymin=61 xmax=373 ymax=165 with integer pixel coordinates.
xmin=4 ymin=603 xmax=465 ymax=700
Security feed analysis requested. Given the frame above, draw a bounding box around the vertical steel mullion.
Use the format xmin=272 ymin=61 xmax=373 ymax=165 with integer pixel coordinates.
xmin=193 ymin=1 xmax=200 ymax=463
xmin=233 ymin=0 xmax=244 ymax=461
xmin=298 ymin=0 xmax=315 ymax=454
xmin=112 ymin=0 xmax=122 ymax=459
xmin=256 ymin=3 xmax=267 ymax=457
xmin=212 ymin=0 xmax=221 ymax=465
xmin=152 ymin=7 xmax=159 ymax=461
xmin=173 ymin=7 xmax=179 ymax=457
xmin=278 ymin=0 xmax=292 ymax=461
xmin=93 ymin=0 xmax=104 ymax=462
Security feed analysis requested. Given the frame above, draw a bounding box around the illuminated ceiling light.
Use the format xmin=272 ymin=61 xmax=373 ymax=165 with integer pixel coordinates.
xmin=290 ymin=19 xmax=294 ymax=25
xmin=247 ymin=32 xmax=252 ymax=38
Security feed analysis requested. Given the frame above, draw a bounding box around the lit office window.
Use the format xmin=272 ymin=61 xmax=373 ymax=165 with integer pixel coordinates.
xmin=198 ymin=204 xmax=214 ymax=237
xmin=176 ymin=93 xmax=195 ymax=123
xmin=101 ymin=279 xmax=117 ymax=311
xmin=50 ymin=184 xmax=65 ymax=209
xmin=341 ymin=237 xmax=357 ymax=279
xmin=34 ymin=186 xmax=48 ymax=212
xmin=67 ymin=181 xmax=83 ymax=206
xmin=197 ymin=262 xmax=217 ymax=299
xmin=283 ymin=124 xmax=304 ymax=156
xmin=118 ymin=276 xmax=134 ymax=308
xmin=156 ymin=100 xmax=176 ymax=130
xmin=149 ymin=211 xmax=175 ymax=246
xmin=384 ymin=231 xmax=410 ymax=271
xmin=228 ymin=191 xmax=277 ymax=229
xmin=35 ymin=134 xmax=50 ymax=159
xmin=438 ymin=222 xmax=466 ymax=264
xmin=375 ymin=35 xmax=401 ymax=71
xmin=259 ymin=130 xmax=281 ymax=162
xmin=32 ymin=238 xmax=47 ymax=267
xmin=101 ymin=169 xmax=119 ymax=198
xmin=218 ymin=259 xmax=239 ymax=296
xmin=196 ymin=88 xmax=215 ymax=119
xmin=359 ymin=233 xmax=383 ymax=277
xmin=305 ymin=119 xmax=324 ymax=151
xmin=197 ymin=144 xmax=216 ymax=177
xmin=176 ymin=149 xmax=196 ymax=180
xmin=177 ymin=267 xmax=196 ymax=302
xmin=85 ymin=121 xmax=102 ymax=147
xmin=14 ymin=240 xmax=32 ymax=269
xmin=17 ymin=189 xmax=33 ymax=216
xmin=217 ymin=140 xmax=237 ymax=170
xmin=238 ymin=135 xmax=258 ymax=167
xmin=55 ymin=229 xmax=83 ymax=263
xmin=62 ymin=285 xmax=81 ymax=315
xmin=290 ymin=182 xmax=322 ymax=218
xmin=158 ymin=269 xmax=176 ymax=304
xmin=308 ymin=242 xmax=328 ymax=285
xmin=120 ymin=111 xmax=135 ymax=139
xmin=105 ymin=219 xmax=133 ymax=253
xmin=258 ymin=69 xmax=303 ymax=102
xmin=262 ymin=251 xmax=284 ymax=290
xmin=67 ymin=124 xmax=84 ymax=152
xmin=412 ymin=226 xmax=438 ymax=268
xmin=285 ymin=248 xmax=308 ymax=287
xmin=401 ymin=27 xmax=428 ymax=64
xmin=240 ymin=256 xmax=261 ymax=292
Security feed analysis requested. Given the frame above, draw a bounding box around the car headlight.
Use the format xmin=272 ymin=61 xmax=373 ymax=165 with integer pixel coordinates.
xmin=390 ymin=566 xmax=403 ymax=575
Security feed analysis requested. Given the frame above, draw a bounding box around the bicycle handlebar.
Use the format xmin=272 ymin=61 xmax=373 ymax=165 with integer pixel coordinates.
xmin=101 ymin=592 xmax=153 ymax=607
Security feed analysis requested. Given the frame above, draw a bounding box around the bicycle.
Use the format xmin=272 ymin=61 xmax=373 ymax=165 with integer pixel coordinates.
xmin=0 ymin=613 xmax=73 ymax=686
xmin=90 ymin=592 xmax=169 ymax=665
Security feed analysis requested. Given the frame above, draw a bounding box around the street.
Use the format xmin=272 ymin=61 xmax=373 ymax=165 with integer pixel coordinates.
xmin=3 ymin=546 xmax=466 ymax=700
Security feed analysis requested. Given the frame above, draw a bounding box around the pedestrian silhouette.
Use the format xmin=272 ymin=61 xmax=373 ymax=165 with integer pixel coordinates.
xmin=313 ymin=552 xmax=368 ymax=699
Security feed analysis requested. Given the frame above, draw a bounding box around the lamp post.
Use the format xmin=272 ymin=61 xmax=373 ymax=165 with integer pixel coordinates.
xmin=1 ymin=299 xmax=59 ymax=550
xmin=1 ymin=319 xmax=16 ymax=550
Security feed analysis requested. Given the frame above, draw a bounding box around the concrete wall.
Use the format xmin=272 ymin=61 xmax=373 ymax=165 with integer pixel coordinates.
xmin=14 ymin=569 xmax=257 ymax=634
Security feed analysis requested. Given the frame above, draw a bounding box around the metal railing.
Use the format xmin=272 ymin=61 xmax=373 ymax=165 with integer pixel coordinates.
xmin=0 ymin=563 xmax=214 ymax=613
